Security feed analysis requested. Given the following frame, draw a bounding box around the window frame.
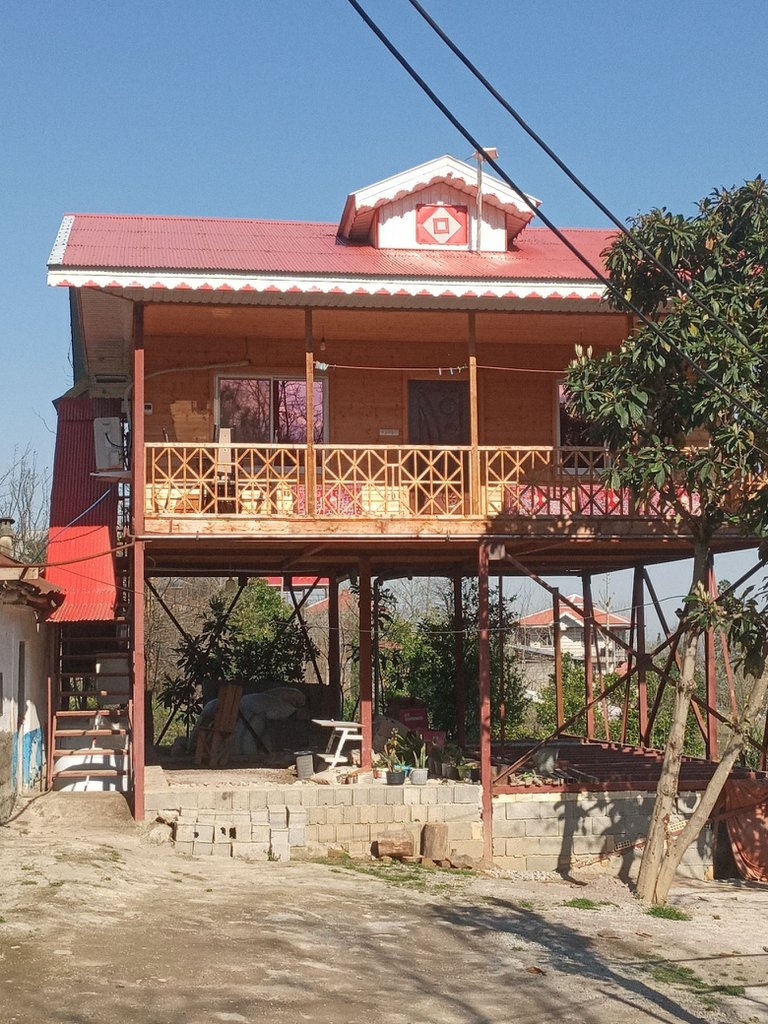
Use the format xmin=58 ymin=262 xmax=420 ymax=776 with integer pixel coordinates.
xmin=215 ymin=373 xmax=328 ymax=444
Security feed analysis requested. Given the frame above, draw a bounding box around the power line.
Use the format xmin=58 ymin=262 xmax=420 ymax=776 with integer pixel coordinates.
xmin=407 ymin=0 xmax=768 ymax=370
xmin=345 ymin=0 xmax=768 ymax=435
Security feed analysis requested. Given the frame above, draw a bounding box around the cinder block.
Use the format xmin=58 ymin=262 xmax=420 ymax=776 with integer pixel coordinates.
xmin=173 ymin=824 xmax=200 ymax=844
xmin=504 ymin=800 xmax=542 ymax=820
xmin=454 ymin=786 xmax=481 ymax=804
xmin=288 ymin=826 xmax=306 ymax=846
xmin=525 ymin=817 xmax=560 ymax=838
xmin=447 ymin=839 xmax=483 ymax=859
xmin=231 ymin=790 xmax=251 ymax=810
xmin=307 ymin=806 xmax=327 ymax=825
xmin=177 ymin=791 xmax=199 ymax=810
xmin=391 ymin=805 xmax=409 ymax=822
xmin=333 ymin=789 xmax=354 ymax=806
xmin=196 ymin=812 xmax=216 ymax=825
xmin=214 ymin=821 xmax=235 ymax=842
xmin=232 ymin=841 xmax=269 ymax=861
xmin=266 ymin=789 xmax=289 ymax=807
xmin=192 ymin=842 xmax=214 ymax=856
xmin=283 ymin=789 xmax=303 ymax=807
xmin=317 ymin=824 xmax=336 ymax=843
xmin=385 ymin=787 xmax=405 ymax=805
xmin=173 ymin=841 xmax=194 ymax=856
xmin=251 ymin=825 xmax=271 ymax=844
xmin=288 ymin=807 xmax=307 ymax=826
xmin=269 ymin=807 xmax=288 ymax=829
xmin=213 ymin=842 xmax=233 ymax=858
xmin=335 ymin=824 xmax=354 ymax=842
xmin=325 ymin=805 xmax=344 ymax=825
xmin=192 ymin=823 xmax=215 ymax=844
xmin=214 ymin=791 xmax=235 ymax=810
xmin=317 ymin=789 xmax=336 ymax=806
xmin=493 ymin=817 xmax=525 ymax=839
xmin=342 ymin=805 xmax=361 ymax=825
xmin=251 ymin=808 xmax=270 ymax=826
xmin=248 ymin=790 xmax=268 ymax=809
xmin=296 ymin=787 xmax=317 ymax=806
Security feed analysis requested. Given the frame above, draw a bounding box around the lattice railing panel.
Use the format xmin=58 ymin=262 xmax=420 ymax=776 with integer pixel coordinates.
xmin=144 ymin=443 xmax=702 ymax=522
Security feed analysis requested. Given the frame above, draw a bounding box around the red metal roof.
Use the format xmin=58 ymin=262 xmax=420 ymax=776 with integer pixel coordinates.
xmin=52 ymin=214 xmax=612 ymax=283
xmin=46 ymin=525 xmax=118 ymax=622
xmin=46 ymin=397 xmax=121 ymax=622
xmin=518 ymin=594 xmax=630 ymax=629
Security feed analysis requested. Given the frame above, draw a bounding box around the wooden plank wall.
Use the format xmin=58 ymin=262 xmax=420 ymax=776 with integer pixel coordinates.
xmin=141 ymin=305 xmax=627 ymax=445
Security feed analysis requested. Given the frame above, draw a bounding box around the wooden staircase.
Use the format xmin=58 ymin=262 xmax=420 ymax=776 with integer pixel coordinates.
xmin=48 ymin=622 xmax=132 ymax=791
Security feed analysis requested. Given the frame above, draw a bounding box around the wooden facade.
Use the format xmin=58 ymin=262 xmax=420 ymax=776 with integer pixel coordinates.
xmin=46 ymin=156 xmax=761 ymax=821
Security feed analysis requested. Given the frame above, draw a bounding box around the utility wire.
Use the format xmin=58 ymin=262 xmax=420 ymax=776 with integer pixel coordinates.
xmin=346 ymin=0 xmax=768 ymax=435
xmin=407 ymin=0 xmax=768 ymax=369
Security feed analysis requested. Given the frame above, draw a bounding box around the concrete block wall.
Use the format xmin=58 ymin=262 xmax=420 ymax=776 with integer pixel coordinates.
xmin=146 ymin=780 xmax=484 ymax=862
xmin=492 ymin=790 xmax=713 ymax=878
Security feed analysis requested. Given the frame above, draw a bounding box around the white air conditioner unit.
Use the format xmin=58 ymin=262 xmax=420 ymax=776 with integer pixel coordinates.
xmin=93 ymin=417 xmax=124 ymax=472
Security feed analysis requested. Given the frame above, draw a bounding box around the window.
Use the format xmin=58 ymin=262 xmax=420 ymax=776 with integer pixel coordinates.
xmin=557 ymin=382 xmax=593 ymax=448
xmin=218 ymin=377 xmax=326 ymax=444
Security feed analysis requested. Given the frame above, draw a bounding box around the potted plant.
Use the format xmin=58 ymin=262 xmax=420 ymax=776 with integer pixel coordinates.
xmin=381 ymin=734 xmax=406 ymax=785
xmin=409 ymin=742 xmax=428 ymax=786
xmin=441 ymin=742 xmax=463 ymax=780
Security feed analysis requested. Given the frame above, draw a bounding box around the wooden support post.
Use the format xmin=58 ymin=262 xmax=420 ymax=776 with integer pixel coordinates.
xmin=468 ymin=312 xmax=480 ymax=515
xmin=131 ymin=303 xmax=145 ymax=821
xmin=453 ymin=575 xmax=466 ymax=748
xmin=478 ymin=543 xmax=493 ymax=868
xmin=632 ymin=567 xmax=649 ymax=743
xmin=305 ymin=308 xmax=316 ymax=515
xmin=582 ymin=574 xmax=595 ymax=739
xmin=705 ymin=557 xmax=718 ymax=759
xmin=358 ymin=557 xmax=373 ymax=769
xmin=372 ymin=577 xmax=381 ymax=715
xmin=498 ymin=572 xmax=506 ymax=754
xmin=328 ymin=573 xmax=341 ymax=717
xmin=553 ymin=588 xmax=564 ymax=729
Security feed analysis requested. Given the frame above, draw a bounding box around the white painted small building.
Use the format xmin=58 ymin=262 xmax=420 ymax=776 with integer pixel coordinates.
xmin=0 ymin=523 xmax=64 ymax=820
xmin=515 ymin=594 xmax=631 ymax=691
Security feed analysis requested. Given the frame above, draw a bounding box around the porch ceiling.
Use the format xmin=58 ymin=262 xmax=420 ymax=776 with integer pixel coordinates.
xmin=140 ymin=529 xmax=758 ymax=580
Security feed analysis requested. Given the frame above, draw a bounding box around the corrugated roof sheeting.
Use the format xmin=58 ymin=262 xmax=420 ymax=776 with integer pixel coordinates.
xmin=53 ymin=214 xmax=611 ymax=283
xmin=46 ymin=525 xmax=117 ymax=622
xmin=47 ymin=396 xmax=121 ymax=621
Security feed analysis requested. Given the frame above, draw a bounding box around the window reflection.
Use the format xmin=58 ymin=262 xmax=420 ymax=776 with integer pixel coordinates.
xmin=219 ymin=377 xmax=325 ymax=443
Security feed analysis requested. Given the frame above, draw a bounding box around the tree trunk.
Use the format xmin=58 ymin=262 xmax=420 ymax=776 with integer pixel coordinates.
xmin=652 ymin=665 xmax=768 ymax=902
xmin=636 ymin=542 xmax=709 ymax=903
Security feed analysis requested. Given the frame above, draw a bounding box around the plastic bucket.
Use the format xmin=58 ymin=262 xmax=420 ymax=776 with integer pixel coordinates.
xmin=295 ymin=751 xmax=314 ymax=780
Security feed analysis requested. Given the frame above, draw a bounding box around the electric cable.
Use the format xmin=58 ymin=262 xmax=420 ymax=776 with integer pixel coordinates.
xmin=346 ymin=0 xmax=768 ymax=435
xmin=407 ymin=0 xmax=768 ymax=369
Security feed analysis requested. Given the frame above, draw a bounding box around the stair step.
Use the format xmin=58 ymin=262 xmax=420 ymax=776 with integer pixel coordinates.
xmin=55 ymin=709 xmax=127 ymax=718
xmin=54 ymin=747 xmax=129 ymax=757
xmin=53 ymin=768 xmax=129 ymax=778
xmin=55 ymin=728 xmax=129 ymax=738
xmin=58 ymin=690 xmax=130 ymax=699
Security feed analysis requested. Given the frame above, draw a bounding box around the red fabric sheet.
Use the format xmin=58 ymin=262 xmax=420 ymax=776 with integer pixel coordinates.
xmin=723 ymin=779 xmax=768 ymax=882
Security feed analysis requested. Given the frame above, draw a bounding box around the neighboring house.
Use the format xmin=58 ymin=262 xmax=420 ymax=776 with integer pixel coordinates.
xmin=44 ymin=153 xmax=756 ymax=816
xmin=515 ymin=595 xmax=631 ymax=692
xmin=0 ymin=521 xmax=64 ymax=821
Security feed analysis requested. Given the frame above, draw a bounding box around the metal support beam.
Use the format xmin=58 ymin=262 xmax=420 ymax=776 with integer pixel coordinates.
xmin=358 ymin=557 xmax=373 ymax=769
xmin=478 ymin=543 xmax=493 ymax=867
xmin=582 ymin=573 xmax=595 ymax=739
xmin=453 ymin=575 xmax=466 ymax=748
xmin=328 ymin=573 xmax=342 ymax=717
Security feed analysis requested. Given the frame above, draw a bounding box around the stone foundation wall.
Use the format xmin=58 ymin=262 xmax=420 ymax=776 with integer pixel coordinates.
xmin=147 ymin=773 xmax=713 ymax=879
xmin=492 ymin=790 xmax=713 ymax=879
xmin=146 ymin=780 xmax=484 ymax=862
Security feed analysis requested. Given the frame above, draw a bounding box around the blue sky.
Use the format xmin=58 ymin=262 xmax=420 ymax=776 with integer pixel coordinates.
xmin=2 ymin=0 xmax=766 ymax=613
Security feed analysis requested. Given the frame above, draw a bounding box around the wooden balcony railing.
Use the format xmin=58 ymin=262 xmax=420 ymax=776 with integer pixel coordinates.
xmin=143 ymin=443 xmax=699 ymax=521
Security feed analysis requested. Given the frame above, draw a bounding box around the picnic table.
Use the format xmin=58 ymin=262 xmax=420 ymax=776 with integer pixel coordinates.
xmin=312 ymin=719 xmax=362 ymax=769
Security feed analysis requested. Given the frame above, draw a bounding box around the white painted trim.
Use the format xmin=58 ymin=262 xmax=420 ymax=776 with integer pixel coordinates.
xmin=48 ymin=216 xmax=75 ymax=265
xmin=47 ymin=268 xmax=606 ymax=303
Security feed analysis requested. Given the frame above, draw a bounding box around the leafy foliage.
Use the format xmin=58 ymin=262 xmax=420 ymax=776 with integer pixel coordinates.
xmin=158 ymin=578 xmax=318 ymax=723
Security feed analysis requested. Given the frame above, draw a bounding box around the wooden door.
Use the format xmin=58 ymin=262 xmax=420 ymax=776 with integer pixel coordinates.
xmin=408 ymin=381 xmax=469 ymax=445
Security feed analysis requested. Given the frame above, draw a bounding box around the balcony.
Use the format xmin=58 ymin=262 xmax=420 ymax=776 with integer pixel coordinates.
xmin=143 ymin=442 xmax=698 ymax=528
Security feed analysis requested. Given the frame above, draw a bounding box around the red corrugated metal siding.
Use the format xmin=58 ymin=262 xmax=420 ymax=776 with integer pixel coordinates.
xmin=56 ymin=214 xmax=611 ymax=282
xmin=47 ymin=397 xmax=121 ymax=621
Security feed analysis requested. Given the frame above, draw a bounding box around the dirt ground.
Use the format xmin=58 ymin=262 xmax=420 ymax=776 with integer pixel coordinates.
xmin=1 ymin=792 xmax=766 ymax=1024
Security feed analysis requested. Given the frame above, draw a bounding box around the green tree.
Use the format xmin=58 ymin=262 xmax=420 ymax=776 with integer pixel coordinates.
xmin=160 ymin=579 xmax=317 ymax=724
xmin=564 ymin=179 xmax=768 ymax=903
xmin=383 ymin=580 xmax=528 ymax=743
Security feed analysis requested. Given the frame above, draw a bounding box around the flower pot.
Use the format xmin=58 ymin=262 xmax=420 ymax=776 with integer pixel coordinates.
xmin=386 ymin=769 xmax=406 ymax=786
xmin=409 ymin=767 xmax=428 ymax=786
xmin=442 ymin=763 xmax=459 ymax=780
xmin=373 ymin=767 xmax=388 ymax=782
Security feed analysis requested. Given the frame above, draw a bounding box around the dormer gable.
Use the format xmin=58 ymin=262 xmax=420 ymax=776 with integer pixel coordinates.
xmin=337 ymin=154 xmax=540 ymax=253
